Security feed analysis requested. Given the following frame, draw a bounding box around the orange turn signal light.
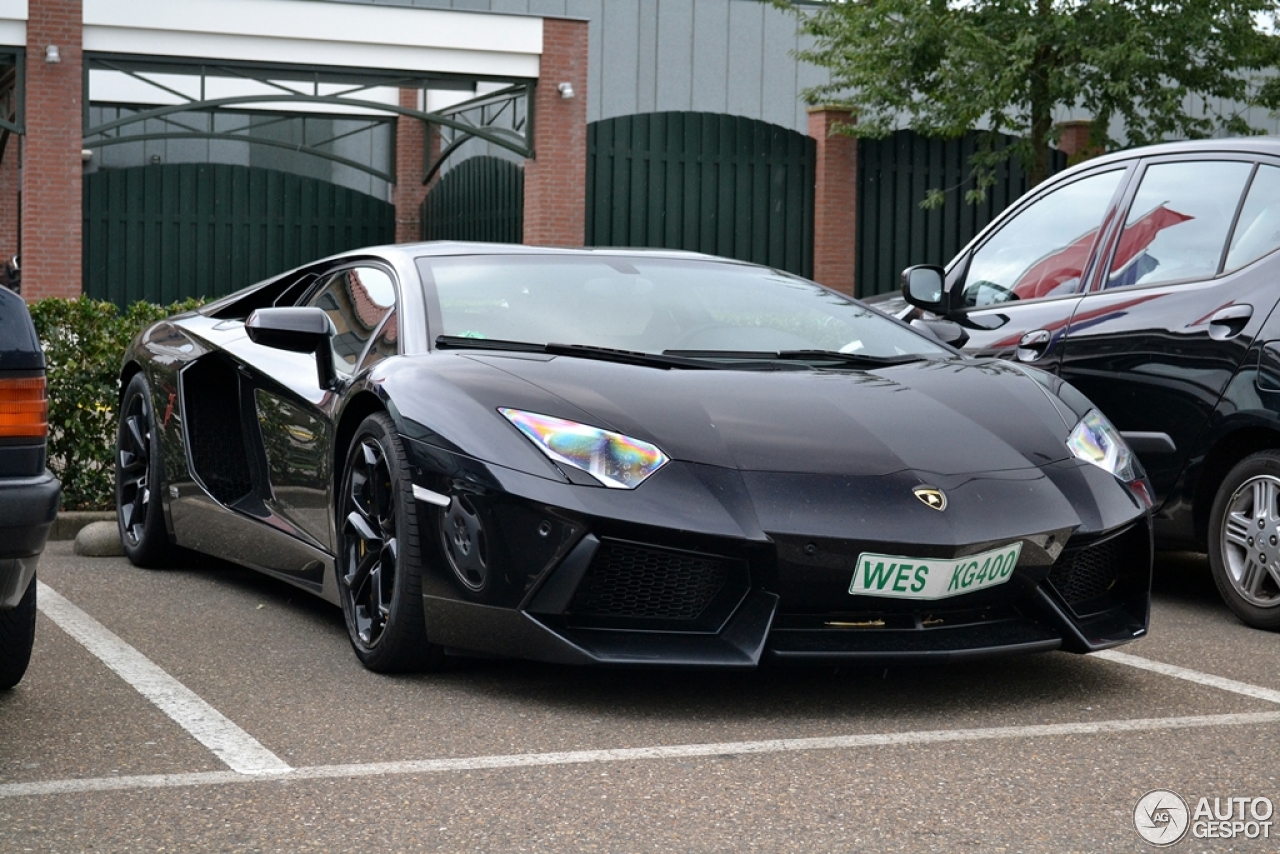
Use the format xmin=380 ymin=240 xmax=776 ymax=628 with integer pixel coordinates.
xmin=0 ymin=376 xmax=48 ymax=438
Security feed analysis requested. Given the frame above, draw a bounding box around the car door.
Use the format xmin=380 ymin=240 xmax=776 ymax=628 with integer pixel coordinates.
xmin=230 ymin=263 xmax=398 ymax=550
xmin=1056 ymin=155 xmax=1277 ymax=501
xmin=938 ymin=165 xmax=1132 ymax=366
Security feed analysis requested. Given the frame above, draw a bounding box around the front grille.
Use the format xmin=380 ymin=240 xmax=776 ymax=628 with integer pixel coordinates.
xmin=569 ymin=540 xmax=731 ymax=621
xmin=1049 ymin=537 xmax=1121 ymax=607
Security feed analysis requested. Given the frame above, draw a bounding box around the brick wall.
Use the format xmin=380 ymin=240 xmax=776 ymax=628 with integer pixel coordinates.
xmin=523 ymin=17 xmax=587 ymax=247
xmin=808 ymin=107 xmax=858 ymax=297
xmin=1057 ymin=119 xmax=1102 ymax=164
xmin=23 ymin=0 xmax=83 ymax=299
xmin=393 ymin=87 xmax=428 ymax=244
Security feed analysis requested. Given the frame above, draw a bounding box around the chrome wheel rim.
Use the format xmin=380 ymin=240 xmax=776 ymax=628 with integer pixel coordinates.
xmin=1222 ymin=474 xmax=1280 ymax=608
xmin=117 ymin=393 xmax=152 ymax=546
xmin=341 ymin=438 xmax=398 ymax=647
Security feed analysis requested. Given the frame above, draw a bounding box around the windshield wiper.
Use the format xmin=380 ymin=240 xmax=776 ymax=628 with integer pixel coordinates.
xmin=435 ymin=335 xmax=545 ymax=354
xmin=663 ymin=348 xmax=927 ymax=367
xmin=435 ymin=335 xmax=727 ymax=370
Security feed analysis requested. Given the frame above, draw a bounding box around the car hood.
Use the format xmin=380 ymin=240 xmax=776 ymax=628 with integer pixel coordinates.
xmin=454 ymin=353 xmax=1075 ymax=478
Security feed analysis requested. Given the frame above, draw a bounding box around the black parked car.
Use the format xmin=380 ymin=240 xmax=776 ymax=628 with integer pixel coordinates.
xmin=0 ymin=286 xmax=60 ymax=689
xmin=898 ymin=138 xmax=1280 ymax=630
xmin=115 ymin=244 xmax=1152 ymax=672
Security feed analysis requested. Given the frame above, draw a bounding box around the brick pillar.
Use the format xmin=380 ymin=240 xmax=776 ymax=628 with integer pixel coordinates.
xmin=24 ymin=0 xmax=83 ymax=299
xmin=419 ymin=122 xmax=442 ymax=239
xmin=808 ymin=107 xmax=858 ymax=297
xmin=523 ymin=17 xmax=587 ymax=247
xmin=393 ymin=87 xmax=429 ymax=244
xmin=1057 ymin=119 xmax=1101 ymax=164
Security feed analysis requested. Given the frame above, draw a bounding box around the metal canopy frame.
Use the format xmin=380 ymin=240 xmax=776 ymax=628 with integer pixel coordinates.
xmin=0 ymin=48 xmax=24 ymax=166
xmin=425 ymin=83 xmax=532 ymax=184
xmin=82 ymin=56 xmax=535 ymax=183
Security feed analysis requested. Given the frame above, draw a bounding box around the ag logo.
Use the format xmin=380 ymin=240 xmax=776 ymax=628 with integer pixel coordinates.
xmin=1134 ymin=789 xmax=1190 ymax=846
xmin=913 ymin=486 xmax=947 ymax=511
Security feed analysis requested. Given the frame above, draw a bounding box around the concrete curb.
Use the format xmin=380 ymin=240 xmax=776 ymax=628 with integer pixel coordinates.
xmin=74 ymin=520 xmax=126 ymax=557
xmin=50 ymin=511 xmax=116 ymax=541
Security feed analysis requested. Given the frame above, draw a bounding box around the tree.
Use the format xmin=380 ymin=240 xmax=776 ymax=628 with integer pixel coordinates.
xmin=777 ymin=0 xmax=1280 ymax=202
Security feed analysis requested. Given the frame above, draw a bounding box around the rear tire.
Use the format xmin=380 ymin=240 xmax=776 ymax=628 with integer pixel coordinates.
xmin=115 ymin=373 xmax=176 ymax=568
xmin=0 ymin=572 xmax=36 ymax=690
xmin=1208 ymin=451 xmax=1280 ymax=630
xmin=337 ymin=413 xmax=443 ymax=673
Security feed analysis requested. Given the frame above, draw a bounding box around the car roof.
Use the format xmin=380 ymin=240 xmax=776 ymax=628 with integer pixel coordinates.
xmin=332 ymin=241 xmax=745 ymax=267
xmin=1051 ymin=136 xmax=1280 ymax=182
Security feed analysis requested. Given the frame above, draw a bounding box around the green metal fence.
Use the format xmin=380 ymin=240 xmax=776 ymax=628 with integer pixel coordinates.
xmin=856 ymin=130 xmax=1069 ymax=298
xmin=421 ymin=155 xmax=524 ymax=243
xmin=587 ymin=112 xmax=814 ymax=278
xmin=83 ymin=163 xmax=394 ymax=306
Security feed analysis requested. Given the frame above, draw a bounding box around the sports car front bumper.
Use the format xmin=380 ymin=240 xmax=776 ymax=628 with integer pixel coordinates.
xmin=406 ymin=438 xmax=1152 ymax=667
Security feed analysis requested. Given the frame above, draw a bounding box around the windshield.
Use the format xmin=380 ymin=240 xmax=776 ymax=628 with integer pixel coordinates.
xmin=417 ymin=255 xmax=951 ymax=360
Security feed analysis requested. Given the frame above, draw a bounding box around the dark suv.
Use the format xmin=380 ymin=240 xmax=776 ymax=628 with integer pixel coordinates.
xmin=0 ymin=286 xmax=60 ymax=689
xmin=899 ymin=138 xmax=1280 ymax=630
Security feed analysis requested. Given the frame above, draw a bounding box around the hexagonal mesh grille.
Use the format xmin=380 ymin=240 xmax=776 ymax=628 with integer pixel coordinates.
xmin=1048 ymin=537 xmax=1120 ymax=606
xmin=569 ymin=541 xmax=730 ymax=620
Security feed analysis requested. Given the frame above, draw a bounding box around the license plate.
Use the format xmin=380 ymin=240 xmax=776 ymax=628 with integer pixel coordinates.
xmin=849 ymin=542 xmax=1023 ymax=601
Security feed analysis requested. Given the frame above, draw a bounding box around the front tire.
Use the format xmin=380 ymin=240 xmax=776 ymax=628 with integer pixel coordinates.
xmin=337 ymin=413 xmax=442 ymax=673
xmin=0 ymin=572 xmax=36 ymax=690
xmin=116 ymin=373 xmax=176 ymax=568
xmin=1208 ymin=451 xmax=1280 ymax=630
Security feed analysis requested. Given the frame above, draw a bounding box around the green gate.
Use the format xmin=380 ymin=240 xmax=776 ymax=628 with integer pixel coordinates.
xmin=856 ymin=130 xmax=1069 ymax=298
xmin=421 ymin=155 xmax=524 ymax=243
xmin=83 ymin=163 xmax=395 ymax=306
xmin=587 ymin=112 xmax=814 ymax=278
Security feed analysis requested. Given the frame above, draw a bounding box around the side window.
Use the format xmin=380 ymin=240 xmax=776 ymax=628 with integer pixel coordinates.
xmin=1107 ymin=160 xmax=1252 ymax=289
xmin=307 ymin=266 xmax=396 ymax=377
xmin=961 ymin=169 xmax=1124 ymax=307
xmin=1225 ymin=165 xmax=1280 ymax=272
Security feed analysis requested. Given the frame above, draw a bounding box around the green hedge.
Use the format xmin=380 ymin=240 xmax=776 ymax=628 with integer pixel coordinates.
xmin=29 ymin=296 xmax=202 ymax=511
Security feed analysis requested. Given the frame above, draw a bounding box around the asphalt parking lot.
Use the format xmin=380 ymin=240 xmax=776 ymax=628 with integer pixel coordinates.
xmin=2 ymin=543 xmax=1279 ymax=853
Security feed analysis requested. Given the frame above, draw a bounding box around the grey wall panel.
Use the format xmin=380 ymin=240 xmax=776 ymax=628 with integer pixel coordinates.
xmin=690 ymin=0 xmax=730 ymax=113
xmin=792 ymin=32 xmax=828 ymax=132
xmin=489 ymin=0 xmax=533 ymax=13
xmin=599 ymin=0 xmax=642 ymax=119
xmin=726 ymin=0 xmax=764 ymax=119
xmin=635 ymin=0 xmax=659 ymax=114
xmin=760 ymin=4 xmax=800 ymax=130
xmin=566 ymin=0 xmax=604 ymax=120
xmin=654 ymin=1 xmax=695 ymax=115
xmin=527 ymin=0 xmax=569 ymax=16
xmin=336 ymin=0 xmax=829 ymax=133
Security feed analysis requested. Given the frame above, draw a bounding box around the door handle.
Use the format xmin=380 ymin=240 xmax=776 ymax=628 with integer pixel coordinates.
xmin=1209 ymin=304 xmax=1253 ymax=340
xmin=1015 ymin=329 xmax=1052 ymax=362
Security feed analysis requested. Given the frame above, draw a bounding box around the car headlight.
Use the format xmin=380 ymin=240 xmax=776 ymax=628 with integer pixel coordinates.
xmin=499 ymin=408 xmax=669 ymax=489
xmin=1067 ymin=409 xmax=1137 ymax=482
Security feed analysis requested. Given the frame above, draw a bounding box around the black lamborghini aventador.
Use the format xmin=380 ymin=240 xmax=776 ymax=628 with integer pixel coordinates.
xmin=116 ymin=243 xmax=1154 ymax=672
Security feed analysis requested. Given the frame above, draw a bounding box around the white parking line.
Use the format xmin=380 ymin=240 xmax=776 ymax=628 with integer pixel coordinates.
xmin=36 ymin=581 xmax=292 ymax=776
xmin=3 ymin=710 xmax=1279 ymax=799
xmin=1094 ymin=649 xmax=1280 ymax=705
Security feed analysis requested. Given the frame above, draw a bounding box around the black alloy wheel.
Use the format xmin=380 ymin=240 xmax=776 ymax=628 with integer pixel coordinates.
xmin=1209 ymin=451 xmax=1280 ymax=631
xmin=338 ymin=412 xmax=442 ymax=672
xmin=115 ymin=373 xmax=175 ymax=568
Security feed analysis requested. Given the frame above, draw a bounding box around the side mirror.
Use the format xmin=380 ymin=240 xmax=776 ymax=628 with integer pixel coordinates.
xmin=901 ymin=265 xmax=947 ymax=313
xmin=246 ymin=307 xmax=336 ymax=389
